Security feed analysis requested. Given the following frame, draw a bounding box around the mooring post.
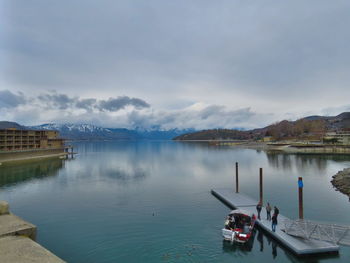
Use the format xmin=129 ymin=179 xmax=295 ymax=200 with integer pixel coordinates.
xmin=259 ymin=168 xmax=263 ymax=205
xmin=298 ymin=177 xmax=304 ymax=219
xmin=235 ymin=162 xmax=239 ymax=193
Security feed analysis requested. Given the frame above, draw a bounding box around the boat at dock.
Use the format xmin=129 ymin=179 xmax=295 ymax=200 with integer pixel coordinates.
xmin=213 ymin=188 xmax=341 ymax=255
xmin=222 ymin=209 xmax=256 ymax=243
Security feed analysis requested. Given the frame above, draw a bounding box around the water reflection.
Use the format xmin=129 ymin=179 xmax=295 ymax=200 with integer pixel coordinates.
xmin=104 ymin=167 xmax=147 ymax=183
xmin=266 ymin=153 xmax=350 ymax=172
xmin=0 ymin=158 xmax=64 ymax=188
xmin=263 ymin=232 xmax=279 ymax=260
xmin=1 ymin=141 xmax=349 ymax=263
xmin=266 ymin=153 xmax=294 ymax=170
xmin=257 ymin=229 xmax=264 ymax=252
xmin=64 ymin=146 xmax=150 ymax=185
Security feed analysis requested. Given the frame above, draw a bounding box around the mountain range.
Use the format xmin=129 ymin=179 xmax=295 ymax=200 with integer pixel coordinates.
xmin=1 ymin=112 xmax=349 ymax=141
xmin=0 ymin=122 xmax=193 ymax=140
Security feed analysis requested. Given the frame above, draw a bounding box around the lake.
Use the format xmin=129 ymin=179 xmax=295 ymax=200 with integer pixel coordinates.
xmin=1 ymin=141 xmax=350 ymax=263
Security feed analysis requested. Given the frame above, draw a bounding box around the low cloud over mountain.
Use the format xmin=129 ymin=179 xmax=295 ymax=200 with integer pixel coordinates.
xmin=0 ymin=89 xmax=278 ymax=130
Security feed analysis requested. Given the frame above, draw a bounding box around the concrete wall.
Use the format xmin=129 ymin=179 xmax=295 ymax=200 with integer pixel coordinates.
xmin=0 ymin=148 xmax=66 ymax=163
xmin=0 ymin=202 xmax=66 ymax=263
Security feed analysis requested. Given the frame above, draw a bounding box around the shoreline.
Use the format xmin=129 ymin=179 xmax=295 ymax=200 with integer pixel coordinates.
xmin=0 ymin=148 xmax=71 ymax=165
xmin=331 ymin=168 xmax=350 ymax=197
xmin=175 ymin=140 xmax=350 ymax=154
xmin=0 ymin=153 xmax=68 ymax=166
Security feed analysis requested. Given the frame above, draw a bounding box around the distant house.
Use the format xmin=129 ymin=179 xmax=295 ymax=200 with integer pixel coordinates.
xmin=0 ymin=128 xmax=65 ymax=152
xmin=262 ymin=136 xmax=273 ymax=142
xmin=323 ymin=132 xmax=350 ymax=145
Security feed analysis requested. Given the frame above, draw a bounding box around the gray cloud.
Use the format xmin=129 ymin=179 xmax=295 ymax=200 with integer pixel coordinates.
xmin=36 ymin=92 xmax=150 ymax=112
xmin=38 ymin=92 xmax=76 ymax=110
xmin=1 ymin=1 xmax=350 ymax=128
xmin=2 ymin=0 xmax=350 ymax=103
xmin=125 ymin=105 xmax=262 ymax=130
xmin=321 ymin=105 xmax=350 ymax=117
xmin=0 ymin=88 xmax=273 ymax=129
xmin=0 ymin=90 xmax=150 ymax=113
xmin=6 ymin=86 xmax=347 ymax=130
xmin=98 ymin=96 xmax=150 ymax=112
xmin=0 ymin=90 xmax=26 ymax=108
xmin=75 ymin=98 xmax=97 ymax=111
xmin=199 ymin=105 xmax=225 ymax=120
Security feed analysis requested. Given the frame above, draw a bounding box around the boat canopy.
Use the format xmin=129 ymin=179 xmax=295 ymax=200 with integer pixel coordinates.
xmin=229 ymin=209 xmax=252 ymax=217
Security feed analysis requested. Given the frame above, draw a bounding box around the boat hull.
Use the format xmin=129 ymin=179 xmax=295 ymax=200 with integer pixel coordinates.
xmin=222 ymin=228 xmax=253 ymax=243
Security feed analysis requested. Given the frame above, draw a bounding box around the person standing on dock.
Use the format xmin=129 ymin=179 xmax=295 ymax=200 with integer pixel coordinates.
xmin=256 ymin=201 xmax=262 ymax=220
xmin=271 ymin=213 xmax=277 ymax=232
xmin=274 ymin=206 xmax=279 ymax=220
xmin=266 ymin=202 xmax=272 ymax=221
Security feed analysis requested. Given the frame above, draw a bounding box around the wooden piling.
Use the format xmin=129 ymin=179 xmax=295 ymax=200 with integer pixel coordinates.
xmin=235 ymin=162 xmax=239 ymax=193
xmin=298 ymin=177 xmax=304 ymax=219
xmin=259 ymin=168 xmax=263 ymax=205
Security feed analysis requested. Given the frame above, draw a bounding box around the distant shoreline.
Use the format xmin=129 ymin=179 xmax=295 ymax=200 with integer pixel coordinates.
xmin=175 ymin=140 xmax=350 ymax=154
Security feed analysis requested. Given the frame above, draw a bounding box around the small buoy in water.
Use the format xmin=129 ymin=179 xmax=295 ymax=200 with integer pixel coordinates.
xmin=152 ymin=212 xmax=155 ymax=216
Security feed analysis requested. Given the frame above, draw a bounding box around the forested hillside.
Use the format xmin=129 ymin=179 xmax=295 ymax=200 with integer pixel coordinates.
xmin=174 ymin=112 xmax=350 ymax=141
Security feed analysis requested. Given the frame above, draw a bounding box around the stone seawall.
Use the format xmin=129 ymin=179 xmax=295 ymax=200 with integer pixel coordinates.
xmin=287 ymin=146 xmax=350 ymax=154
xmin=266 ymin=145 xmax=350 ymax=154
xmin=0 ymin=201 xmax=65 ymax=263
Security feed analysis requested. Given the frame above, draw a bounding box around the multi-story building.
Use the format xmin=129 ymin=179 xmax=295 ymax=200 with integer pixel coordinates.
xmin=0 ymin=128 xmax=65 ymax=152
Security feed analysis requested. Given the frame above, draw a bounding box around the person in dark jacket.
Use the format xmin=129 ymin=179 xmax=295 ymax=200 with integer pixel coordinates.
xmin=271 ymin=213 xmax=277 ymax=232
xmin=256 ymin=202 xmax=262 ymax=220
xmin=274 ymin=206 xmax=279 ymax=222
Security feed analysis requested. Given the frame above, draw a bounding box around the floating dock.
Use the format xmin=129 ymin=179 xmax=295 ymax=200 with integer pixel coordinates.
xmin=212 ymin=188 xmax=339 ymax=255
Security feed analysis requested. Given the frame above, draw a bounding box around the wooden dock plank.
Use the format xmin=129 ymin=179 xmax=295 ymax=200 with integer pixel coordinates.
xmin=211 ymin=188 xmax=339 ymax=255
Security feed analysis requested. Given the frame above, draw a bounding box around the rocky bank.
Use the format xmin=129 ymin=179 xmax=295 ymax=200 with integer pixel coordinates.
xmin=331 ymin=168 xmax=350 ymax=197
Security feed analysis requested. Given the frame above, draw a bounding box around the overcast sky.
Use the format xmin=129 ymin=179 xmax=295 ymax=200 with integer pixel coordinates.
xmin=1 ymin=0 xmax=350 ymax=130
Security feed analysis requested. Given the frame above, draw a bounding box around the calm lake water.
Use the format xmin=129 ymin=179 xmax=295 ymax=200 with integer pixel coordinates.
xmin=1 ymin=141 xmax=350 ymax=263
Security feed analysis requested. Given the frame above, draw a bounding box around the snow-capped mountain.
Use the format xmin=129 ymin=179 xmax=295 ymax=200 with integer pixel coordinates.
xmin=32 ymin=123 xmax=112 ymax=133
xmin=29 ymin=123 xmax=138 ymax=140
xmin=28 ymin=123 xmax=192 ymax=140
